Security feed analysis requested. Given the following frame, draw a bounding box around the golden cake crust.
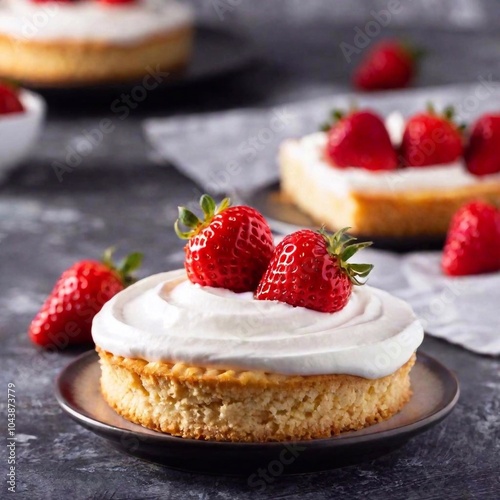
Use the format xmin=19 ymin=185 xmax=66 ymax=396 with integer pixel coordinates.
xmin=280 ymin=140 xmax=500 ymax=237
xmin=0 ymin=26 xmax=193 ymax=85
xmin=97 ymin=347 xmax=415 ymax=442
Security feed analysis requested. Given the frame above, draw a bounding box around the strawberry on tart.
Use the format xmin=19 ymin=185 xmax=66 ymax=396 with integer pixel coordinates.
xmin=92 ymin=195 xmax=424 ymax=442
xmin=280 ymin=107 xmax=500 ymax=238
xmin=0 ymin=0 xmax=194 ymax=86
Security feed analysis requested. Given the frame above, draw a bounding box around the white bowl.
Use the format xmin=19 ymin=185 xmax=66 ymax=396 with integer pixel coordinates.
xmin=0 ymin=89 xmax=46 ymax=181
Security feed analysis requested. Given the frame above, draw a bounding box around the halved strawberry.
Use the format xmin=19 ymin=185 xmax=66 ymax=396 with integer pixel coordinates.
xmin=175 ymin=194 xmax=274 ymax=292
xmin=255 ymin=228 xmax=373 ymax=313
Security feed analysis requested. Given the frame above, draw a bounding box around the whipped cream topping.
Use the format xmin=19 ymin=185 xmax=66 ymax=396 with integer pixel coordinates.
xmin=0 ymin=0 xmax=192 ymax=44
xmin=92 ymin=270 xmax=424 ymax=379
xmin=283 ymin=113 xmax=500 ymax=196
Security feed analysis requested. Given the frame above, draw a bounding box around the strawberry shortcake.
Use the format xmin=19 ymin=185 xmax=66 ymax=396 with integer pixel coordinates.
xmin=93 ymin=195 xmax=423 ymax=442
xmin=280 ymin=107 xmax=500 ymax=237
xmin=0 ymin=0 xmax=193 ymax=86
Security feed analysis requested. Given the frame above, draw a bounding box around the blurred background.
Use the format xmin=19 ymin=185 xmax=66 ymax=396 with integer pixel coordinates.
xmin=1 ymin=0 xmax=499 ymax=496
xmin=3 ymin=0 xmax=499 ymax=182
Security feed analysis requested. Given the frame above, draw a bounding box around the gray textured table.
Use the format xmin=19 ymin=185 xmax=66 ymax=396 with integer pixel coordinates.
xmin=1 ymin=2 xmax=500 ymax=498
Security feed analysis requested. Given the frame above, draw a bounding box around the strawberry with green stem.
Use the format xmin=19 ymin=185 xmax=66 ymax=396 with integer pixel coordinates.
xmin=353 ymin=39 xmax=423 ymax=91
xmin=442 ymin=201 xmax=500 ymax=276
xmin=175 ymin=194 xmax=274 ymax=293
xmin=465 ymin=113 xmax=500 ymax=177
xmin=324 ymin=108 xmax=398 ymax=171
xmin=400 ymin=104 xmax=464 ymax=167
xmin=255 ymin=228 xmax=373 ymax=313
xmin=29 ymin=249 xmax=142 ymax=348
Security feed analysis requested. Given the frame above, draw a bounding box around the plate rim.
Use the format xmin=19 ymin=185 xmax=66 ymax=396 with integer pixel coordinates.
xmin=55 ymin=349 xmax=459 ymax=449
xmin=233 ymin=183 xmax=447 ymax=250
xmin=24 ymin=24 xmax=257 ymax=92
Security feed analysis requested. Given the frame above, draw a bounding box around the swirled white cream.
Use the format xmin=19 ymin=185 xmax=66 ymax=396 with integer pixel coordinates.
xmin=92 ymin=270 xmax=424 ymax=379
xmin=0 ymin=0 xmax=192 ymax=44
xmin=283 ymin=112 xmax=500 ymax=196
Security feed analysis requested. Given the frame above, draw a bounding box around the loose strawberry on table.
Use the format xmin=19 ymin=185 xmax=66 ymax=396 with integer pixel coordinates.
xmin=29 ymin=249 xmax=142 ymax=348
xmin=255 ymin=228 xmax=373 ymax=313
xmin=442 ymin=201 xmax=500 ymax=276
xmin=353 ymin=39 xmax=420 ymax=91
xmin=175 ymin=194 xmax=274 ymax=293
xmin=465 ymin=113 xmax=500 ymax=177
xmin=400 ymin=105 xmax=463 ymax=167
xmin=324 ymin=109 xmax=398 ymax=171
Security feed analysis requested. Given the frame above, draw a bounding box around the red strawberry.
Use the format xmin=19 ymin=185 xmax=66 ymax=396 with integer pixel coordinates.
xmin=325 ymin=110 xmax=398 ymax=171
xmin=175 ymin=195 xmax=274 ymax=292
xmin=29 ymin=249 xmax=142 ymax=348
xmin=442 ymin=201 xmax=500 ymax=276
xmin=465 ymin=114 xmax=500 ymax=177
xmin=0 ymin=83 xmax=24 ymax=115
xmin=400 ymin=105 xmax=463 ymax=167
xmin=354 ymin=40 xmax=419 ymax=91
xmin=255 ymin=228 xmax=373 ymax=313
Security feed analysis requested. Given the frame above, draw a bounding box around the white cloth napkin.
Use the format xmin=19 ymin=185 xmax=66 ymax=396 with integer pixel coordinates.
xmin=143 ymin=82 xmax=500 ymax=194
xmin=144 ymin=105 xmax=305 ymax=193
xmin=352 ymin=249 xmax=500 ymax=355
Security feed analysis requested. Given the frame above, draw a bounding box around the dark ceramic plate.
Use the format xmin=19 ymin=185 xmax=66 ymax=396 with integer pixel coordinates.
xmin=56 ymin=351 xmax=459 ymax=475
xmin=26 ymin=25 xmax=256 ymax=94
xmin=235 ymin=184 xmax=446 ymax=253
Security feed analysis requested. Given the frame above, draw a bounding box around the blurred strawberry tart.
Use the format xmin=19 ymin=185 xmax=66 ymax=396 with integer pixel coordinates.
xmin=280 ymin=107 xmax=500 ymax=237
xmin=92 ymin=195 xmax=423 ymax=442
xmin=0 ymin=0 xmax=193 ymax=86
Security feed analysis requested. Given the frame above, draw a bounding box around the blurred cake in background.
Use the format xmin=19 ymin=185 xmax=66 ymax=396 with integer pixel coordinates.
xmin=280 ymin=108 xmax=500 ymax=238
xmin=0 ymin=0 xmax=194 ymax=86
